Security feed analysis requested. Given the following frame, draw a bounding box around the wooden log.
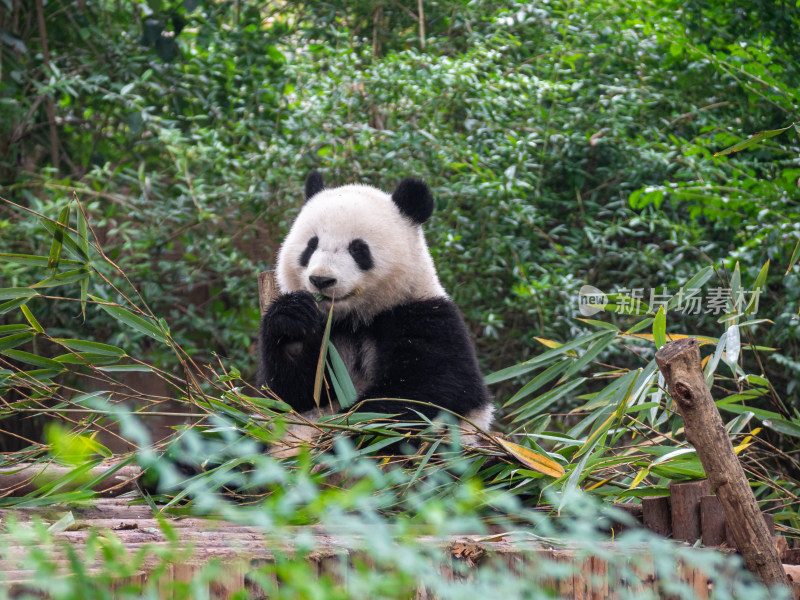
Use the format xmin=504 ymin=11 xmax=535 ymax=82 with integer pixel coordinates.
xmin=642 ymin=496 xmax=672 ymax=537
xmin=655 ymin=338 xmax=789 ymax=588
xmin=669 ymin=479 xmax=709 ymax=543
xmin=611 ymin=503 xmax=643 ymax=534
xmin=0 ymin=462 xmax=141 ymax=497
xmin=589 ymin=556 xmax=608 ymax=600
xmin=783 ymin=548 xmax=800 ymax=565
xmin=727 ymin=512 xmax=775 ymax=551
xmin=700 ymin=495 xmax=727 ymax=546
xmin=258 ymin=270 xmax=279 ymax=315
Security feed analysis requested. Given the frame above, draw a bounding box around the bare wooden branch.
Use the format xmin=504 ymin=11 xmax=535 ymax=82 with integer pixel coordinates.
xmin=655 ymin=338 xmax=789 ymax=588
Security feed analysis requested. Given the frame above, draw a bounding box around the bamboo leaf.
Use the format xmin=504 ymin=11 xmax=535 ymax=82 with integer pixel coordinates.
xmin=0 ymin=332 xmax=35 ymax=352
xmin=486 ymin=330 xmax=608 ymax=384
xmin=730 ymin=262 xmax=741 ymax=313
xmin=47 ymin=512 xmax=76 ymax=533
xmin=574 ymin=411 xmax=615 ymax=459
xmin=562 ymin=447 xmax=594 ymax=505
xmin=716 ymin=400 xmax=781 ymax=422
xmin=504 ymin=359 xmax=570 ymax=408
xmin=0 ymin=324 xmax=30 ymax=334
xmin=98 ymin=364 xmax=153 ymax=373
xmin=624 ymin=317 xmax=654 ymax=335
xmin=723 ymin=323 xmax=740 ymax=372
xmin=667 ymin=267 xmax=714 ymax=310
xmin=40 ymin=219 xmax=89 ymax=262
xmin=31 ymin=268 xmax=91 ymax=289
xmin=9 ymin=367 xmax=62 ymax=383
xmin=623 ymin=332 xmax=718 ymax=346
xmin=787 ymin=239 xmax=800 ymax=276
xmin=497 ymin=438 xmax=565 ymax=478
xmin=713 ymin=123 xmax=794 ymax=156
xmin=704 ymin=330 xmax=727 ymax=387
xmin=534 ymin=337 xmax=565 ymax=350
xmin=53 ymin=352 xmax=123 ymax=365
xmin=313 ymin=300 xmax=335 ymax=407
xmin=762 ymin=417 xmax=800 ymax=438
xmin=510 ymin=377 xmax=586 ymax=423
xmin=20 ymin=305 xmax=44 ymax=333
xmin=80 ymin=276 xmax=89 ymax=321
xmin=327 ymin=342 xmax=357 ymax=409
xmin=629 ymin=467 xmax=650 ymax=489
xmin=746 ymin=259 xmax=769 ymax=315
xmin=1 ymin=349 xmax=65 ymax=370
xmin=0 ymin=253 xmax=82 ymax=267
xmin=0 ymin=298 xmax=32 ymax=316
xmin=48 ymin=203 xmax=71 ymax=269
xmin=653 ymin=305 xmax=666 ymax=349
xmin=245 ymin=394 xmax=292 ymax=413
xmin=91 ymin=296 xmax=168 ymax=344
xmin=52 ymin=338 xmax=126 ymax=358
xmin=76 ymin=197 xmax=89 ymax=257
xmin=575 ymin=369 xmax=639 ymax=459
xmin=407 ymin=439 xmax=442 ymax=488
xmin=562 ymin=331 xmax=617 ymax=380
xmin=0 ymin=287 xmax=40 ymax=301
xmin=575 ymin=318 xmax=619 ymax=331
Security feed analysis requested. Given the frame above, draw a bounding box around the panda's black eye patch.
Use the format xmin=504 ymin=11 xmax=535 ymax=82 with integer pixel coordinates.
xmin=299 ymin=236 xmax=319 ymax=267
xmin=349 ymin=238 xmax=373 ymax=271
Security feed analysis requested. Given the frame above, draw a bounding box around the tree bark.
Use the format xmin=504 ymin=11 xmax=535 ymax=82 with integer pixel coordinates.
xmin=257 ymin=270 xmax=279 ymax=315
xmin=34 ymin=0 xmax=59 ymax=170
xmin=655 ymin=338 xmax=789 ymax=588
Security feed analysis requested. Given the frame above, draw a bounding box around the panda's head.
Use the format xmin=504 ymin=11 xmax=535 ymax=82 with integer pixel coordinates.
xmin=276 ymin=172 xmax=446 ymax=322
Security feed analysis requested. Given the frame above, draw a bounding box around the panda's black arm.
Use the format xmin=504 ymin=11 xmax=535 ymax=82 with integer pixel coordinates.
xmin=357 ymin=298 xmax=491 ymax=421
xmin=258 ymin=291 xmax=326 ymax=414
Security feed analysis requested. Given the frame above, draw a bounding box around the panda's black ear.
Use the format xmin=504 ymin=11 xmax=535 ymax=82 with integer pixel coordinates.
xmin=305 ymin=171 xmax=325 ymax=202
xmin=391 ymin=178 xmax=434 ymax=225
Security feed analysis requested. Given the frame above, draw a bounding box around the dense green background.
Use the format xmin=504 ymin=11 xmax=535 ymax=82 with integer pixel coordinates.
xmin=1 ymin=2 xmax=800 ymax=596
xmin=1 ymin=1 xmax=800 ymax=424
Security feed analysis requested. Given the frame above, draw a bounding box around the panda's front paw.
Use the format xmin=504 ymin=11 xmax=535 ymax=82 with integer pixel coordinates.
xmin=262 ymin=291 xmax=322 ymax=348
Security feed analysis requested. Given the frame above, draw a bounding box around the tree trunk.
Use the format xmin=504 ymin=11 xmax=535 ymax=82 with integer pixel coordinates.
xmin=655 ymin=338 xmax=789 ymax=588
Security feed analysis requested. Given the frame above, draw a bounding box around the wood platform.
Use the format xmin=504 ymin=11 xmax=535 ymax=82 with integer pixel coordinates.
xmin=0 ymin=497 xmax=734 ymax=599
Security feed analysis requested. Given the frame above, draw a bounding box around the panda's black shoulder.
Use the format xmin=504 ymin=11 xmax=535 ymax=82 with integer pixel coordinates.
xmin=369 ymin=297 xmax=471 ymax=341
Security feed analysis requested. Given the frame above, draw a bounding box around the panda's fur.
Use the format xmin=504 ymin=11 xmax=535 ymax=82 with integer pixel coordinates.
xmin=259 ymin=172 xmax=493 ymax=456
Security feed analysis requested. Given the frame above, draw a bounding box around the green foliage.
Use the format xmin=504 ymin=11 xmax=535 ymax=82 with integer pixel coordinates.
xmin=2 ymin=0 xmax=800 ymax=387
xmin=0 ymin=201 xmax=797 ymax=599
xmin=2 ymin=0 xmax=800 ymax=595
xmin=496 ymin=260 xmax=800 ymax=529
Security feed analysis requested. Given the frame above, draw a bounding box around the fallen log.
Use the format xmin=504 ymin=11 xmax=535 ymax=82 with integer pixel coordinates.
xmin=0 ymin=461 xmax=141 ymax=497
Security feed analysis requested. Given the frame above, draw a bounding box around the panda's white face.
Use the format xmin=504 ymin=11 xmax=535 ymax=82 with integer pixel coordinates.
xmin=276 ymin=183 xmax=446 ymax=323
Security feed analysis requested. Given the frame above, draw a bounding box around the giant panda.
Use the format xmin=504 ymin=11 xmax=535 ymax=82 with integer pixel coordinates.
xmin=259 ymin=171 xmax=494 ymax=457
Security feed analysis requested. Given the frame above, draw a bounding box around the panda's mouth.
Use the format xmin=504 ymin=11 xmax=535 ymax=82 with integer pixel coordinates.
xmin=316 ymin=290 xmax=356 ymax=304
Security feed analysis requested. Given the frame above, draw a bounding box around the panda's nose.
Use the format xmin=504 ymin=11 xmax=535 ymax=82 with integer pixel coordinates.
xmin=309 ymin=275 xmax=337 ymax=290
